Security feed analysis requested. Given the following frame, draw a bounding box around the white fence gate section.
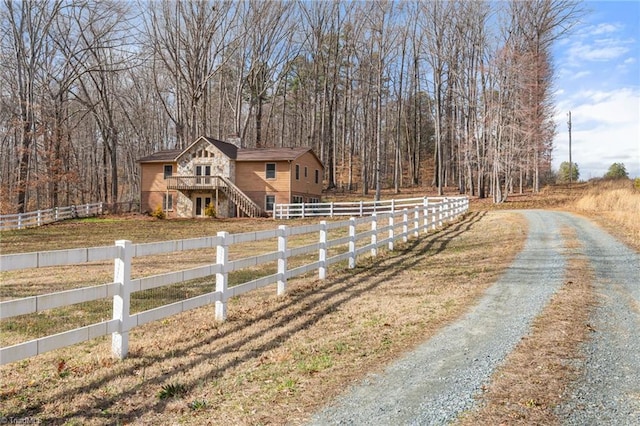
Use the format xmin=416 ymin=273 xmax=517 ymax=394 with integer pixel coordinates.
xmin=0 ymin=197 xmax=469 ymax=365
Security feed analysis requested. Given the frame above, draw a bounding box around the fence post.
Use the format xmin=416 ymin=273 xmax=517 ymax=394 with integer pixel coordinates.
xmin=112 ymin=239 xmax=132 ymax=359
xmin=359 ymin=201 xmax=364 ymax=217
xmin=37 ymin=210 xmax=42 ymax=227
xmin=348 ymin=217 xmax=356 ymax=269
xmin=18 ymin=213 xmax=22 ymax=230
xmin=431 ymin=206 xmax=437 ymax=230
xmin=215 ymin=231 xmax=229 ymax=321
xmin=403 ymin=209 xmax=408 ymax=243
xmin=438 ymin=200 xmax=444 ymax=227
xmin=423 ymin=197 xmax=429 ymax=233
xmin=85 ymin=203 xmax=90 ymax=216
xmin=414 ymin=206 xmax=420 ymax=237
xmin=277 ymin=225 xmax=288 ymax=296
xmin=388 ymin=214 xmax=394 ymax=250
xmin=391 ymin=199 xmax=395 ymax=213
xmin=319 ymin=221 xmax=327 ymax=279
xmin=330 ymin=202 xmax=334 ymax=218
xmin=371 ymin=214 xmax=378 ymax=257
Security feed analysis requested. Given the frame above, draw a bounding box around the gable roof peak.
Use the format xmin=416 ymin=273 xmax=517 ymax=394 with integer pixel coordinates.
xmin=177 ymin=136 xmax=238 ymax=160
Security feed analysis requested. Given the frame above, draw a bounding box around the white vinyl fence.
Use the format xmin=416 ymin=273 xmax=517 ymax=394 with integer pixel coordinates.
xmin=0 ymin=196 xmax=468 ymax=365
xmin=0 ymin=202 xmax=103 ymax=231
xmin=274 ymin=196 xmax=459 ymax=219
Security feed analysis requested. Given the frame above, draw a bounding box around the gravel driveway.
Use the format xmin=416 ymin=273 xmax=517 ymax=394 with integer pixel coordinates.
xmin=308 ymin=210 xmax=640 ymax=425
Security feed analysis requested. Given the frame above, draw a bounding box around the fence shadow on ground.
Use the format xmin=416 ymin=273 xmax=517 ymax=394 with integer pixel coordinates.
xmin=9 ymin=211 xmax=486 ymax=423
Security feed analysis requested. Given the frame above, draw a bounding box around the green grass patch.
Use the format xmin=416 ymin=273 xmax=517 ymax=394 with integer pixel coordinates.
xmin=296 ymin=353 xmax=333 ymax=374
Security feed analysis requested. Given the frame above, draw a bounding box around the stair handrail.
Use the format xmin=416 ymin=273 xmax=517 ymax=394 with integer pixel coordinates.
xmin=214 ymin=176 xmax=263 ymax=217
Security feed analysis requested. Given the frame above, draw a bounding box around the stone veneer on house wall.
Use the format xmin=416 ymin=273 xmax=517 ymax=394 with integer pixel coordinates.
xmin=174 ymin=139 xmax=236 ymax=218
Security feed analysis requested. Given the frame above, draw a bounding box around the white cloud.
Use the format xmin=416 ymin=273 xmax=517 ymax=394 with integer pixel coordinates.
xmin=589 ymin=22 xmax=622 ymax=35
xmin=572 ymin=70 xmax=591 ymax=79
xmin=573 ymin=88 xmax=639 ymax=124
xmin=567 ymin=40 xmax=629 ymax=62
xmin=553 ymin=88 xmax=640 ymax=178
xmin=551 ymin=4 xmax=640 ymax=179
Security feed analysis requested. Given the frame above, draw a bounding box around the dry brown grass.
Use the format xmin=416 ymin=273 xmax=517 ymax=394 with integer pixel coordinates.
xmin=0 ymin=211 xmax=527 ymax=425
xmin=1 ymin=182 xmax=636 ymax=425
xmin=457 ymin=226 xmax=596 ymax=425
xmin=570 ymin=179 xmax=640 ymax=250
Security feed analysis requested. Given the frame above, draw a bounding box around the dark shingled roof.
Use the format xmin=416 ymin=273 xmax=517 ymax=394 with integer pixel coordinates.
xmin=236 ymin=147 xmax=314 ymax=162
xmin=202 ymin=137 xmax=238 ymax=160
xmin=137 ymin=149 xmax=182 ymax=163
xmin=137 ymin=138 xmax=322 ymax=168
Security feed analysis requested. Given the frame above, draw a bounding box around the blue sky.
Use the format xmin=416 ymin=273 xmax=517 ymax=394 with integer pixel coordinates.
xmin=552 ymin=0 xmax=640 ymax=179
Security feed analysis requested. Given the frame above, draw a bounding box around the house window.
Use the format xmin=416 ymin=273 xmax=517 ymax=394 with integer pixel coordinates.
xmin=196 ymin=149 xmax=211 ymax=158
xmin=304 ymin=166 xmax=308 ymax=178
xmin=266 ymin=163 xmax=276 ymax=179
xmin=292 ymin=195 xmax=304 ymax=204
xmin=315 ymin=169 xmax=319 ymax=184
xmin=163 ymin=193 xmax=173 ymax=211
xmin=164 ymin=165 xmax=173 ymax=179
xmin=196 ymin=164 xmax=211 ymax=184
xmin=295 ymin=164 xmax=300 ymax=180
xmin=308 ymin=197 xmax=319 ymax=204
xmin=265 ymin=195 xmax=275 ymax=211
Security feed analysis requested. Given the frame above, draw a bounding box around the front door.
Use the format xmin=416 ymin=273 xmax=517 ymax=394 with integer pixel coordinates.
xmin=195 ymin=196 xmax=212 ymax=217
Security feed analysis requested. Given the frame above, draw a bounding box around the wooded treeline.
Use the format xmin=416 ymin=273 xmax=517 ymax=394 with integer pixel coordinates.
xmin=0 ymin=0 xmax=583 ymax=213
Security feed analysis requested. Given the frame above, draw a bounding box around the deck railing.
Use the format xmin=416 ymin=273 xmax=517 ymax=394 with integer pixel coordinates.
xmin=165 ymin=175 xmax=263 ymax=217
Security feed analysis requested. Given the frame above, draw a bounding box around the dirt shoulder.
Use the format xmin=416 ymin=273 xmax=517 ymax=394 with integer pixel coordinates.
xmin=1 ymin=211 xmax=527 ymax=425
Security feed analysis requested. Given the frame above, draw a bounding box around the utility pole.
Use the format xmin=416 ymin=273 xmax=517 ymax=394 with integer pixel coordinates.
xmin=567 ymin=111 xmax=572 ymax=188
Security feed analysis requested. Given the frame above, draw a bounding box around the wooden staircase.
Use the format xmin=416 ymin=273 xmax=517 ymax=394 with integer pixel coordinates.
xmin=215 ymin=176 xmax=265 ymax=218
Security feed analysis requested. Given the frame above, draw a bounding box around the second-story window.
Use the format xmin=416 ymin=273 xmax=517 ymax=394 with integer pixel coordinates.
xmin=164 ymin=164 xmax=173 ymax=179
xmin=196 ymin=165 xmax=211 ymax=185
xmin=266 ymin=163 xmax=276 ymax=179
xmin=315 ymin=169 xmax=319 ymax=184
xmin=295 ymin=164 xmax=300 ymax=180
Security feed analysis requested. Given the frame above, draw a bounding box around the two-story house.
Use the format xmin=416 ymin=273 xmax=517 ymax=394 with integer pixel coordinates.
xmin=138 ymin=136 xmax=324 ymax=218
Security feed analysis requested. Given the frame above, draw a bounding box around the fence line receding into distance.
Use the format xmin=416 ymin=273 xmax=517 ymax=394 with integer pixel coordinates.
xmin=0 ymin=196 xmax=469 ymax=365
xmin=0 ymin=202 xmax=104 ymax=231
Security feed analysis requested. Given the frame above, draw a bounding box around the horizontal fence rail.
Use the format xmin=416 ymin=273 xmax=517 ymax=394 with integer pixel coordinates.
xmin=0 ymin=196 xmax=469 ymax=365
xmin=273 ymin=196 xmax=459 ymax=219
xmin=0 ymin=202 xmax=104 ymax=231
